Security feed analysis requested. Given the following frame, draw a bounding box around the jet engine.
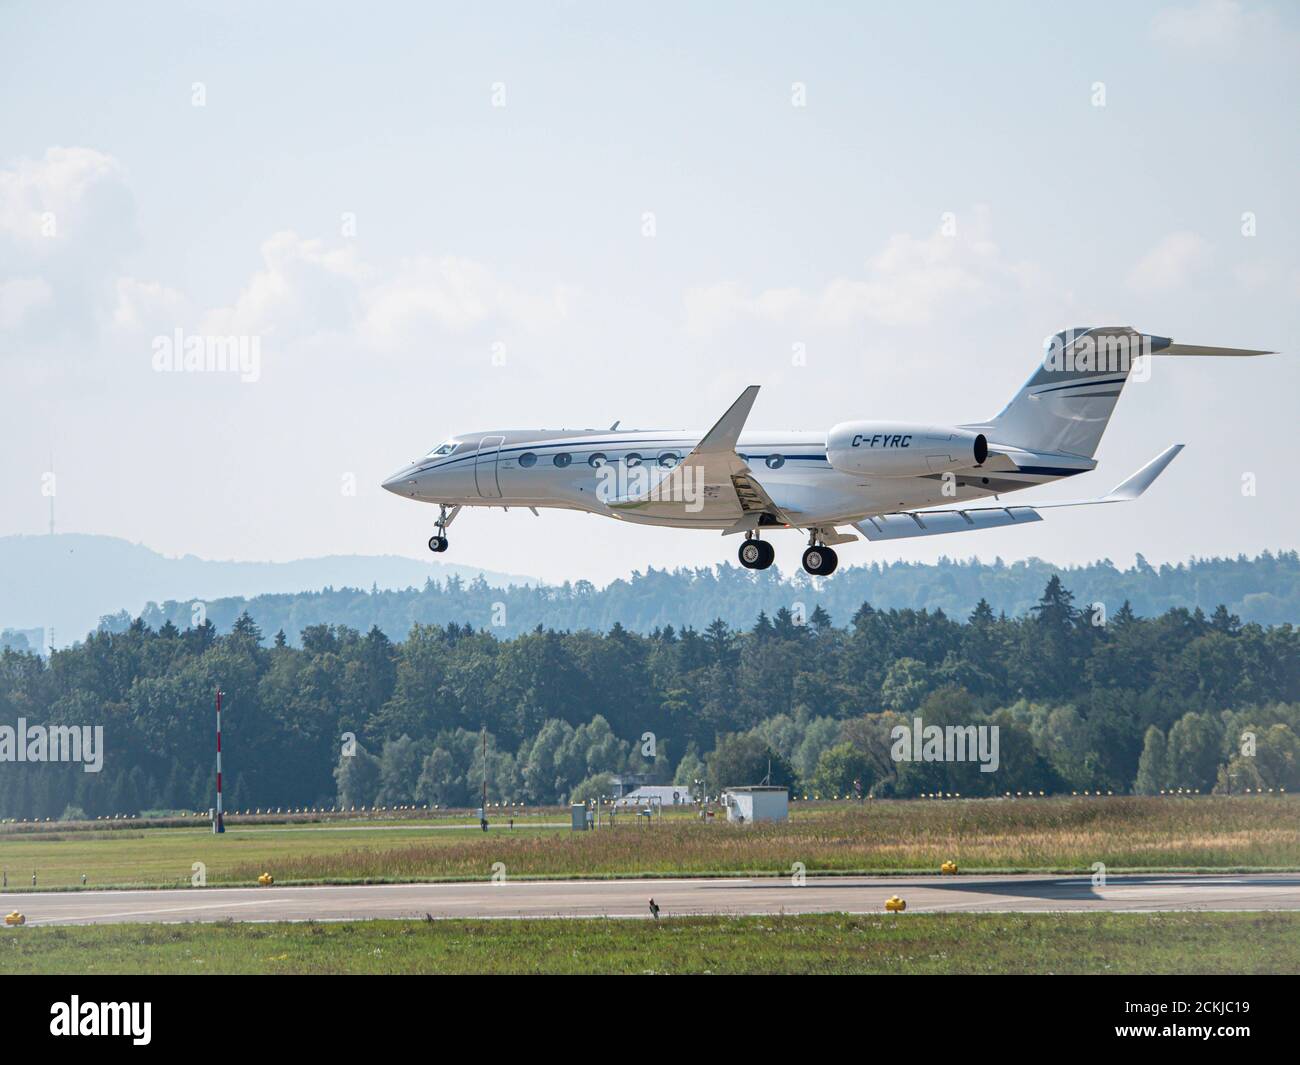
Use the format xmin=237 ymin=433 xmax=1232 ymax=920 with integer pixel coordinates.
xmin=826 ymin=422 xmax=988 ymax=477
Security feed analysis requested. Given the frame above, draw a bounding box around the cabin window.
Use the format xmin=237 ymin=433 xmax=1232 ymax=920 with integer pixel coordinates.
xmin=553 ymin=452 xmax=572 ymax=468
xmin=766 ymin=454 xmax=785 ymax=469
xmin=625 ymin=453 xmax=643 ymax=467
xmin=588 ymin=452 xmax=607 ymax=468
xmin=518 ymin=452 xmax=538 ymax=468
xmin=658 ymin=451 xmax=680 ymax=468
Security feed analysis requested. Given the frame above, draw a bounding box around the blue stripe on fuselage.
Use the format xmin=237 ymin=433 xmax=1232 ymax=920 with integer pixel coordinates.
xmin=417 ymin=437 xmax=833 ymax=474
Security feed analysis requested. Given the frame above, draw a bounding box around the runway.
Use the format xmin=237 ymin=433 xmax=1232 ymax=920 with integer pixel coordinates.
xmin=5 ymin=873 xmax=1299 ymax=926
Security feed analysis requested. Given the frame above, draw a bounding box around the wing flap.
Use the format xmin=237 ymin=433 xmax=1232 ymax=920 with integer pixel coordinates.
xmin=857 ymin=507 xmax=1042 ymax=541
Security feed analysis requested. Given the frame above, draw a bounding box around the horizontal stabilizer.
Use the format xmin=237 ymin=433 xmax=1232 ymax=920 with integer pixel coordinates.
xmin=1154 ymin=341 xmax=1276 ymax=358
xmin=1036 ymin=443 xmax=1183 ymax=507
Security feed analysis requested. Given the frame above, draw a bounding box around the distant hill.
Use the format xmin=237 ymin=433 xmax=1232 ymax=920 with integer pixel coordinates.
xmin=116 ymin=549 xmax=1300 ymax=646
xmin=0 ymin=534 xmax=536 ymax=647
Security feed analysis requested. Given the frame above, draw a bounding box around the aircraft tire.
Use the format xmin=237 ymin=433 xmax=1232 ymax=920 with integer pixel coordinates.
xmin=802 ymin=545 xmax=837 ymax=576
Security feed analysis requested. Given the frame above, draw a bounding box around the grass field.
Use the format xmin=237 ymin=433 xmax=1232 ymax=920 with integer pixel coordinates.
xmin=3 ymin=912 xmax=1297 ymax=974
xmin=2 ymin=796 xmax=1297 ymax=890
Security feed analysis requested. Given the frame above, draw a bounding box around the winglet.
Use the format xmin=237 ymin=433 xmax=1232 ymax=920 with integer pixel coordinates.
xmin=1105 ymin=443 xmax=1184 ymax=501
xmin=695 ymin=385 xmax=760 ymax=455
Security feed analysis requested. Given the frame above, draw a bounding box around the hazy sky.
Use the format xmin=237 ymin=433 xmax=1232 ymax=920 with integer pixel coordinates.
xmin=2 ymin=0 xmax=1297 ymax=586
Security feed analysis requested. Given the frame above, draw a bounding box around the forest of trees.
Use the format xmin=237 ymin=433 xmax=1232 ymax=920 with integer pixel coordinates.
xmin=90 ymin=550 xmax=1300 ymax=647
xmin=2 ymin=575 xmax=1298 ymax=821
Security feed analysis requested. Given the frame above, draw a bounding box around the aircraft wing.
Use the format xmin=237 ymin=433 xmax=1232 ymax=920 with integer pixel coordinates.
xmin=609 ymin=385 xmax=795 ymax=527
xmin=853 ymin=444 xmax=1183 ymax=542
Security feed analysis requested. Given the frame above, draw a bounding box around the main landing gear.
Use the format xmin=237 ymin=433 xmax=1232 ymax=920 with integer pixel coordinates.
xmin=427 ymin=504 xmax=461 ymax=553
xmin=801 ymin=530 xmax=838 ymax=576
xmin=738 ymin=532 xmax=839 ymax=575
xmin=738 ymin=536 xmax=775 ymax=570
xmin=801 ymin=545 xmax=838 ymax=576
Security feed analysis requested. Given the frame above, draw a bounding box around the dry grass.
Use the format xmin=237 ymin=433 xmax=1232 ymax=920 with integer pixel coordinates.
xmin=224 ymin=796 xmax=1300 ymax=883
xmin=4 ymin=797 xmax=1294 ymax=890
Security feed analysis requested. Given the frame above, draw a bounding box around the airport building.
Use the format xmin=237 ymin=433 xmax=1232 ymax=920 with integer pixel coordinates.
xmin=722 ymin=786 xmax=789 ymax=823
xmin=614 ymin=785 xmax=693 ymax=808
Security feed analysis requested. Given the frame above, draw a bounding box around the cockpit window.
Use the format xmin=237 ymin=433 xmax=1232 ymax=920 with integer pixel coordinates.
xmin=426 ymin=440 xmax=457 ymax=457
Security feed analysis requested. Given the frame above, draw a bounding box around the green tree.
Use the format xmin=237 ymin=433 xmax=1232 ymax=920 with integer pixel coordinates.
xmin=1133 ymin=726 xmax=1167 ymax=794
xmin=568 ymin=772 xmax=614 ymax=805
xmin=880 ymin=657 xmax=933 ymax=713
xmin=333 ymin=742 xmax=380 ymax=808
xmin=673 ymin=743 xmax=707 ymax=790
xmin=1165 ymin=712 xmax=1222 ymax=791
xmin=706 ymin=733 xmax=797 ymax=793
xmin=809 ymin=743 xmax=874 ymax=799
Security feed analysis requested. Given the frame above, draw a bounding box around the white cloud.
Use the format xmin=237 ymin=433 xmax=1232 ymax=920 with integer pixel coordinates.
xmin=1 ymin=151 xmax=576 ymax=354
xmin=111 ymin=231 xmax=580 ymax=352
xmin=0 ymin=278 xmax=54 ymax=330
xmin=361 ymin=255 xmax=577 ymax=348
xmin=684 ymin=282 xmax=810 ymax=334
xmin=111 ymin=278 xmax=190 ymax=331
xmin=199 ymin=231 xmax=367 ymax=340
xmin=685 ymin=206 xmax=1037 ymax=334
xmin=1126 ymin=231 xmax=1211 ymax=294
xmin=1151 ymin=1 xmax=1294 ymax=54
xmin=0 ymin=147 xmax=138 ymax=343
xmin=0 ymin=146 xmax=128 ymax=250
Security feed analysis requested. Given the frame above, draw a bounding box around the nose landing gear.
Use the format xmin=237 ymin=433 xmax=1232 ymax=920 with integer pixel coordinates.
xmin=427 ymin=504 xmax=461 ymax=553
xmin=738 ymin=536 xmax=775 ymax=570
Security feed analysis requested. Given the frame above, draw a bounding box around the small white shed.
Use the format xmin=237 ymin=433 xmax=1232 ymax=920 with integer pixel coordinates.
xmin=723 ymin=786 xmax=789 ymax=823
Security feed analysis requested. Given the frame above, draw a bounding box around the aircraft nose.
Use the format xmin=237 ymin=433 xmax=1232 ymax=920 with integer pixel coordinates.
xmin=382 ymin=464 xmax=420 ymax=496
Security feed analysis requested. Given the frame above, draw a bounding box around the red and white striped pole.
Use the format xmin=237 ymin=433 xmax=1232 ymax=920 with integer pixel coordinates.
xmin=214 ymin=689 xmax=225 ymax=834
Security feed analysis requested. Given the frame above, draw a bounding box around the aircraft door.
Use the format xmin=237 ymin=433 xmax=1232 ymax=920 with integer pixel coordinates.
xmin=475 ymin=436 xmax=504 ymax=498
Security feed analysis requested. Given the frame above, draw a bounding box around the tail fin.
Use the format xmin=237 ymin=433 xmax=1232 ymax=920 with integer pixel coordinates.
xmin=970 ymin=326 xmax=1274 ymax=458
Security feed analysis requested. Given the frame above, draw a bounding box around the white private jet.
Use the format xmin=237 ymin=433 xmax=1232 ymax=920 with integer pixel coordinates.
xmin=382 ymin=327 xmax=1273 ymax=576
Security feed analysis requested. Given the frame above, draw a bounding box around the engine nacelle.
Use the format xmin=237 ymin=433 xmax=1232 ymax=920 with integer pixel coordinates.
xmin=826 ymin=422 xmax=988 ymax=477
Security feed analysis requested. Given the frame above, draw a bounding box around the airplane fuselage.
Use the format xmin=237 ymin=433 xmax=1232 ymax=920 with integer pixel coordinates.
xmin=382 ymin=426 xmax=1084 ymax=530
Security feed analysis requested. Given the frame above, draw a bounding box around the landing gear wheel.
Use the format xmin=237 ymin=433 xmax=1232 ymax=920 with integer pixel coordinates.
xmin=738 ymin=539 xmax=775 ymax=570
xmin=427 ymin=504 xmax=459 ymax=553
xmin=802 ymin=545 xmax=837 ymax=576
